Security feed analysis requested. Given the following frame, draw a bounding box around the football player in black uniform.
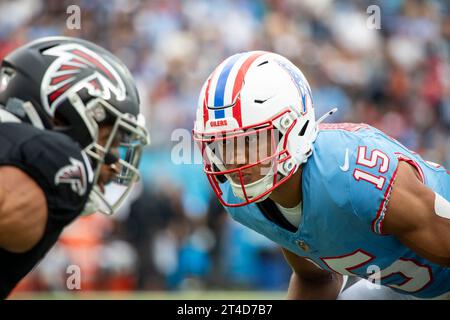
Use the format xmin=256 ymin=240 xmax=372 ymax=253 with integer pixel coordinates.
xmin=0 ymin=37 xmax=149 ymax=298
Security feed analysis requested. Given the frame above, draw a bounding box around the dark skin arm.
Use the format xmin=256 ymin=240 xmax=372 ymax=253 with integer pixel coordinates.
xmin=0 ymin=166 xmax=48 ymax=253
xmin=282 ymin=248 xmax=343 ymax=300
xmin=383 ymin=161 xmax=450 ymax=267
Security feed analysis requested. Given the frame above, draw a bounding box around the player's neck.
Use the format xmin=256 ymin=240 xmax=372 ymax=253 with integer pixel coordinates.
xmin=269 ymin=168 xmax=302 ymax=208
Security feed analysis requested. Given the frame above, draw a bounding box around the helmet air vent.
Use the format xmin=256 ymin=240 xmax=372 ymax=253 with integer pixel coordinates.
xmin=257 ymin=60 xmax=268 ymax=67
xmin=299 ymin=120 xmax=309 ymax=136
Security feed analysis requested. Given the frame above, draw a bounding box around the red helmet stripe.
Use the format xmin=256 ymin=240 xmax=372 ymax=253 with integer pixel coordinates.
xmin=231 ymin=52 xmax=265 ymax=127
xmin=202 ymin=66 xmax=221 ymax=126
xmin=71 ymin=49 xmax=115 ymax=81
xmin=203 ymin=76 xmax=212 ymax=126
xmin=71 ymin=58 xmax=88 ymax=65
xmin=50 ymin=74 xmax=73 ymax=85
xmin=49 ymin=83 xmax=72 ymax=102
xmin=59 ymin=64 xmax=79 ymax=71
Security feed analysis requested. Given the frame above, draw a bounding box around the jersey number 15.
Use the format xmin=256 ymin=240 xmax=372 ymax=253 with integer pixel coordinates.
xmin=353 ymin=146 xmax=390 ymax=190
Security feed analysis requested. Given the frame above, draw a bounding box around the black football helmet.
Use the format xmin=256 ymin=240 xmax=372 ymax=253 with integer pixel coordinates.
xmin=0 ymin=36 xmax=150 ymax=215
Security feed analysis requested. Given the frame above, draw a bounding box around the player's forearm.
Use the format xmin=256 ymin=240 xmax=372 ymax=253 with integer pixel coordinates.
xmin=286 ymin=272 xmax=343 ymax=300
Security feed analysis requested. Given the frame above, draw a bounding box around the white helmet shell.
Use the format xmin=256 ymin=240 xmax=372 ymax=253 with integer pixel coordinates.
xmin=194 ymin=51 xmax=322 ymax=206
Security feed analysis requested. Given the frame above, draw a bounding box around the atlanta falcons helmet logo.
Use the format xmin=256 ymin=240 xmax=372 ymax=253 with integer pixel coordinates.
xmin=40 ymin=43 xmax=127 ymax=116
xmin=55 ymin=157 xmax=88 ymax=196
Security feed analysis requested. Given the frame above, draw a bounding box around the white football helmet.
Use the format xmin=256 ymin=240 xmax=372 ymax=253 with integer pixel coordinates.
xmin=193 ymin=51 xmax=335 ymax=207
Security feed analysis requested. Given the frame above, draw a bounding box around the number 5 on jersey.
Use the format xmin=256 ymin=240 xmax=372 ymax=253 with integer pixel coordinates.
xmin=353 ymin=146 xmax=390 ymax=190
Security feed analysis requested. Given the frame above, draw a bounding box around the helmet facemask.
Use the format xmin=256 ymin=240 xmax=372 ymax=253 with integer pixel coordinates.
xmin=66 ymin=96 xmax=149 ymax=215
xmin=194 ymin=108 xmax=303 ymax=207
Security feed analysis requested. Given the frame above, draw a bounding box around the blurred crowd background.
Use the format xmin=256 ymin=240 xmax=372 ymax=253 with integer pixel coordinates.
xmin=1 ymin=0 xmax=449 ymax=294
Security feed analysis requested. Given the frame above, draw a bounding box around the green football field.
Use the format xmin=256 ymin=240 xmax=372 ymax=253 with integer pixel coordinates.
xmin=9 ymin=290 xmax=286 ymax=300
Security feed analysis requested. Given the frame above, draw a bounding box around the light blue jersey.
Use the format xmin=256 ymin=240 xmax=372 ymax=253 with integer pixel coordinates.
xmin=222 ymin=123 xmax=450 ymax=299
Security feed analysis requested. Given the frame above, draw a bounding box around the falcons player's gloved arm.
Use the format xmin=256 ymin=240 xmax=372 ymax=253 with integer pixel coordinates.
xmin=383 ymin=161 xmax=450 ymax=267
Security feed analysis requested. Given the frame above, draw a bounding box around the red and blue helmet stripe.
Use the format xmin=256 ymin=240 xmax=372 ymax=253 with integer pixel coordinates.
xmin=202 ymin=51 xmax=266 ymax=127
xmin=212 ymin=53 xmax=243 ymax=119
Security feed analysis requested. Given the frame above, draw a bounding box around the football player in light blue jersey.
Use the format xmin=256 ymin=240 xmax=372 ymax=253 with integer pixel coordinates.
xmin=193 ymin=51 xmax=450 ymax=299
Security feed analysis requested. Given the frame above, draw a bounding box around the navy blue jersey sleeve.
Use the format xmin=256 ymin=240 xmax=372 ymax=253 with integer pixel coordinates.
xmin=347 ymin=129 xmax=399 ymax=235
